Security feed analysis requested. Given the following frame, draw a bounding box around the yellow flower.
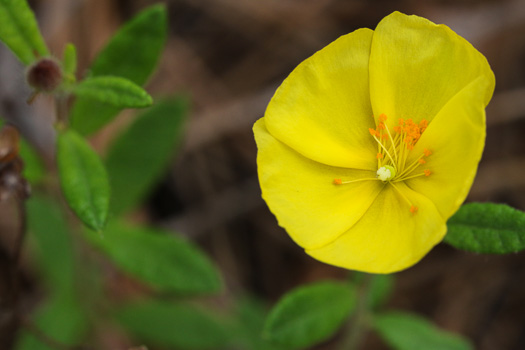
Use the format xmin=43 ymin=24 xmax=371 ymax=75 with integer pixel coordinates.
xmin=253 ymin=12 xmax=495 ymax=273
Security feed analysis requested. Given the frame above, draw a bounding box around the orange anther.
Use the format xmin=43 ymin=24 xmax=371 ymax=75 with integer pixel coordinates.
xmin=376 ymin=153 xmax=383 ymax=159
xmin=378 ymin=122 xmax=385 ymax=130
xmin=369 ymin=128 xmax=377 ymax=137
xmin=410 ymin=205 xmax=418 ymax=214
xmin=424 ymin=169 xmax=431 ymax=177
xmin=333 ymin=179 xmax=342 ymax=185
xmin=423 ymin=149 xmax=432 ymax=157
xmin=418 ymin=159 xmax=426 ymax=164
xmin=398 ymin=118 xmax=404 ymax=125
xmin=379 ymin=113 xmax=388 ymax=121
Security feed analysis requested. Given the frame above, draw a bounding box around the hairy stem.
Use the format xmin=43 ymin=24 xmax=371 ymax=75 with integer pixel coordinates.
xmin=339 ymin=274 xmax=374 ymax=350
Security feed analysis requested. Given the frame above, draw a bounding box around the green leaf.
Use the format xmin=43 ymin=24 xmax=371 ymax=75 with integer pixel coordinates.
xmin=445 ymin=202 xmax=525 ymax=254
xmin=374 ymin=312 xmax=473 ymax=350
xmin=57 ymin=130 xmax=109 ymax=231
xmin=16 ymin=294 xmax=88 ymax=350
xmin=70 ymin=4 xmax=167 ymax=135
xmin=350 ymin=273 xmax=394 ymax=310
xmin=27 ymin=195 xmax=74 ymax=293
xmin=116 ymin=300 xmax=231 ymax=349
xmin=264 ymin=281 xmax=356 ymax=349
xmin=0 ymin=0 xmax=48 ymax=65
xmin=368 ymin=274 xmax=394 ymax=310
xmin=19 ymin=138 xmax=44 ymax=184
xmin=73 ymin=76 xmax=152 ymax=108
xmin=105 ymin=98 xmax=187 ymax=215
xmin=86 ymin=221 xmax=222 ymax=294
xmin=62 ymin=43 xmax=77 ymax=82
xmin=233 ymin=297 xmax=286 ymax=350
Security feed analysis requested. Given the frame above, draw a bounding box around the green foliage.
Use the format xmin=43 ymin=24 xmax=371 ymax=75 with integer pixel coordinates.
xmin=445 ymin=202 xmax=525 ymax=254
xmin=105 ymin=98 xmax=188 ymax=215
xmin=373 ymin=312 xmax=473 ymax=350
xmin=263 ymin=281 xmax=356 ymax=349
xmin=73 ymin=76 xmax=152 ymax=108
xmin=57 ymin=130 xmax=109 ymax=231
xmin=19 ymin=196 xmax=88 ymax=350
xmin=26 ymin=195 xmax=74 ymax=293
xmin=350 ymin=273 xmax=394 ymax=310
xmin=233 ymin=297 xmax=286 ymax=350
xmin=0 ymin=0 xmax=48 ymax=65
xmin=15 ymin=295 xmax=88 ymax=350
xmin=116 ymin=300 xmax=231 ymax=349
xmin=367 ymin=274 xmax=394 ymax=310
xmin=19 ymin=138 xmax=44 ymax=184
xmin=70 ymin=4 xmax=167 ymax=135
xmin=87 ymin=221 xmax=222 ymax=294
xmin=62 ymin=43 xmax=77 ymax=83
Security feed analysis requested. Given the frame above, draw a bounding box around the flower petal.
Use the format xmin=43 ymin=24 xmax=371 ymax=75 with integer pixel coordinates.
xmin=306 ymin=182 xmax=446 ymax=273
xmin=369 ymin=11 xmax=495 ymax=127
xmin=406 ymin=76 xmax=492 ymax=220
xmin=264 ymin=28 xmax=377 ymax=170
xmin=254 ymin=118 xmax=384 ymax=250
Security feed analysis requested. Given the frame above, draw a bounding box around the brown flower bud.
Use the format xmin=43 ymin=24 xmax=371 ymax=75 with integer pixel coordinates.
xmin=0 ymin=125 xmax=20 ymax=163
xmin=26 ymin=58 xmax=63 ymax=92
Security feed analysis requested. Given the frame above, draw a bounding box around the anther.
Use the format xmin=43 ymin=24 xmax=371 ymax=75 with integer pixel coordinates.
xmin=410 ymin=205 xmax=418 ymax=214
xmin=423 ymin=149 xmax=432 ymax=157
xmin=333 ymin=179 xmax=342 ymax=185
xmin=379 ymin=114 xmax=388 ymax=122
xmin=418 ymin=159 xmax=426 ymax=164
xmin=424 ymin=169 xmax=431 ymax=177
xmin=376 ymin=153 xmax=383 ymax=159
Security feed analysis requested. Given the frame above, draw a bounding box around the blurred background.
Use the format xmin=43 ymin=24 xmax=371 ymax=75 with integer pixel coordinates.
xmin=1 ymin=0 xmax=525 ymax=349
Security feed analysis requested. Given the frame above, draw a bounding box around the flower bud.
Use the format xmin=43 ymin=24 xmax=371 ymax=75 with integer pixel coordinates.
xmin=26 ymin=58 xmax=63 ymax=92
xmin=0 ymin=125 xmax=20 ymax=163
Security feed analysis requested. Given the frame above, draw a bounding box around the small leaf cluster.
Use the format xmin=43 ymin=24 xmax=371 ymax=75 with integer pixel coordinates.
xmin=0 ymin=2 xmax=230 ymax=349
xmin=262 ymin=275 xmax=473 ymax=350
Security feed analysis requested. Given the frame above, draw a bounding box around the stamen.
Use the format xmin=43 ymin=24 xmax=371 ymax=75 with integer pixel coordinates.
xmin=418 ymin=159 xmax=426 ymax=164
xmin=376 ymin=153 xmax=383 ymax=159
xmin=424 ymin=169 xmax=431 ymax=177
xmin=372 ymin=134 xmax=396 ymax=168
xmin=390 ymin=182 xmax=417 ymax=213
xmin=333 ymin=178 xmax=380 ymax=185
xmin=424 ymin=148 xmax=432 ymax=157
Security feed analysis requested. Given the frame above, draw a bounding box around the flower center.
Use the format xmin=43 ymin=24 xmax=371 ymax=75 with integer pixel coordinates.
xmin=333 ymin=113 xmax=433 ymax=214
xmin=368 ymin=114 xmax=431 ymax=183
xmin=376 ymin=165 xmax=396 ymax=182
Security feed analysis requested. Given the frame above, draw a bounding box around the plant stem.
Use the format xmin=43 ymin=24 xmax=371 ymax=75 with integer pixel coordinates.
xmin=339 ymin=274 xmax=375 ymax=350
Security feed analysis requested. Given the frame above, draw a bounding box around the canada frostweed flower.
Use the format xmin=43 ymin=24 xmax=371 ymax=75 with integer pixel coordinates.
xmin=253 ymin=12 xmax=495 ymax=273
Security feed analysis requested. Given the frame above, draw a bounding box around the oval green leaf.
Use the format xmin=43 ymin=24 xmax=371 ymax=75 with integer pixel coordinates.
xmin=62 ymin=43 xmax=77 ymax=83
xmin=374 ymin=312 xmax=473 ymax=350
xmin=264 ymin=281 xmax=356 ymax=349
xmin=445 ymin=202 xmax=525 ymax=254
xmin=15 ymin=295 xmax=88 ymax=350
xmin=57 ymin=130 xmax=109 ymax=231
xmin=27 ymin=195 xmax=74 ymax=293
xmin=0 ymin=0 xmax=49 ymax=65
xmin=86 ymin=221 xmax=222 ymax=294
xmin=73 ymin=76 xmax=152 ymax=108
xmin=70 ymin=4 xmax=167 ymax=135
xmin=116 ymin=300 xmax=230 ymax=350
xmin=105 ymin=97 xmax=187 ymax=215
